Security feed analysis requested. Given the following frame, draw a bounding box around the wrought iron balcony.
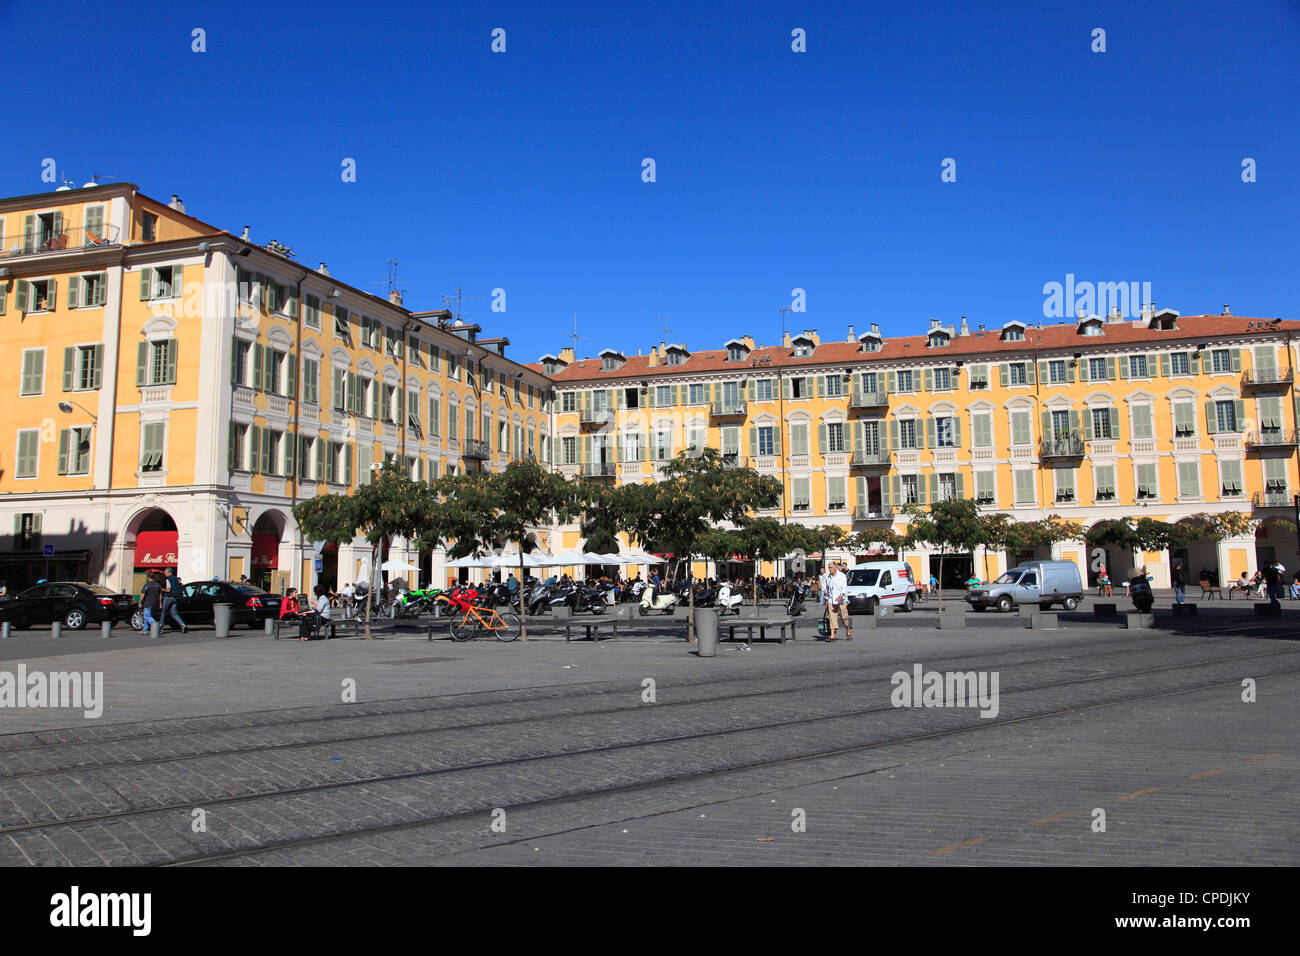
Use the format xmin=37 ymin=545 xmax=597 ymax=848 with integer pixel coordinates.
xmin=853 ymin=505 xmax=894 ymax=520
xmin=461 ymin=439 xmax=490 ymax=460
xmin=583 ymin=461 xmax=617 ymax=478
xmin=849 ymin=390 xmax=889 ymax=409
xmin=1241 ymin=368 xmax=1295 ymax=388
xmin=1253 ymin=490 xmax=1293 ymax=508
xmin=578 ymin=408 xmax=615 ymax=426
xmin=1245 ymin=429 xmax=1298 ymax=450
xmin=1 ymin=222 xmax=122 ymax=259
xmin=1040 ymin=435 xmax=1085 ymax=458
xmin=710 ymin=400 xmax=747 ymax=417
xmin=850 ymin=448 xmax=892 ymax=467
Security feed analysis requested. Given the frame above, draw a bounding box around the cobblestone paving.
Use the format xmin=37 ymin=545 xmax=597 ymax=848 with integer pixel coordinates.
xmin=0 ymin=607 xmax=1295 ymax=866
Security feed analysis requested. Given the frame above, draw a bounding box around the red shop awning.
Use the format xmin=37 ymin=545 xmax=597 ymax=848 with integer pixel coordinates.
xmin=134 ymin=530 xmax=178 ymax=569
xmin=252 ymin=533 xmax=279 ymax=569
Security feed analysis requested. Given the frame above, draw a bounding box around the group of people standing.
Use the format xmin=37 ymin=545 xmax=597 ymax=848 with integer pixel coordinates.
xmin=139 ymin=568 xmax=188 ymax=633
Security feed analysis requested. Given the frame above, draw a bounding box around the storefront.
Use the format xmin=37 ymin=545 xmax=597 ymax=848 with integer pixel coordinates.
xmin=132 ymin=529 xmax=178 ymax=594
xmin=251 ymin=533 xmax=278 ymax=591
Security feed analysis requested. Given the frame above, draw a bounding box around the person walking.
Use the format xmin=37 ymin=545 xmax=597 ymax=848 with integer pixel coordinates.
xmin=162 ymin=567 xmax=188 ymax=633
xmin=1262 ymin=562 xmax=1282 ymax=609
xmin=825 ymin=560 xmax=852 ymax=642
xmin=140 ymin=571 xmax=164 ymax=634
xmin=1171 ymin=562 xmax=1186 ymax=605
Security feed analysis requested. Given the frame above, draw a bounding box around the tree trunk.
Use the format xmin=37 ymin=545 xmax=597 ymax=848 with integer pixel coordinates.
xmin=519 ymin=549 xmax=528 ymax=641
xmin=364 ymin=542 xmax=377 ymax=639
xmin=937 ymin=553 xmax=945 ymax=613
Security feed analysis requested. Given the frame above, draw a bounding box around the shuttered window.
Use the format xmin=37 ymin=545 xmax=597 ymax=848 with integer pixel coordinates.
xmin=1219 ymin=460 xmax=1243 ymax=496
xmin=1094 ymin=465 xmax=1116 ymax=500
xmin=1014 ymin=469 xmax=1035 ymax=504
xmin=1178 ymin=461 xmax=1201 ymax=497
xmin=140 ymin=423 xmax=165 ymax=471
xmin=16 ymin=429 xmax=40 ymax=478
xmin=20 ymin=350 xmax=44 ymax=395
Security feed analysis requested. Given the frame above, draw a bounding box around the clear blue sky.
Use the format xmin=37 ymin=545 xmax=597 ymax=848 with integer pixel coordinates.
xmin=3 ymin=0 xmax=1297 ymax=362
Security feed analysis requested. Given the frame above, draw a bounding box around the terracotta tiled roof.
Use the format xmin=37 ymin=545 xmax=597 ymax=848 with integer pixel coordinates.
xmin=524 ymin=316 xmax=1297 ymax=383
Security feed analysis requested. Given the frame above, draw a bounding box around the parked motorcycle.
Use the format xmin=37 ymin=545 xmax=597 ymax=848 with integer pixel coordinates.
xmin=785 ymin=582 xmax=808 ymax=617
xmin=1128 ymin=569 xmax=1154 ymax=613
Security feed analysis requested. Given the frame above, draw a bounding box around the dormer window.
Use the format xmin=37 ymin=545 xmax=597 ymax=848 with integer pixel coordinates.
xmin=724 ymin=339 xmax=750 ymax=362
xmin=1001 ymin=322 xmax=1026 ymax=342
xmin=599 ymin=348 xmax=625 ymax=371
xmin=791 ymin=335 xmax=815 ymax=358
xmin=927 ymin=331 xmax=950 ymax=348
xmin=543 ymin=361 xmax=558 ymax=375
xmin=859 ymin=336 xmax=882 ymax=353
xmin=1078 ymin=318 xmax=1105 ymax=337
xmin=1148 ymin=308 xmax=1180 ymax=331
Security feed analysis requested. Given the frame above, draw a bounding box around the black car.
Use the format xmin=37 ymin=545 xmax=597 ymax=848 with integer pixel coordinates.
xmin=173 ymin=581 xmax=280 ymax=628
xmin=0 ymin=582 xmax=138 ymax=630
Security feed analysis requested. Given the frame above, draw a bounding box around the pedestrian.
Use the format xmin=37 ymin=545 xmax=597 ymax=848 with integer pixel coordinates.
xmin=162 ymin=567 xmax=188 ymax=633
xmin=818 ymin=563 xmax=832 ymax=611
xmin=825 ymin=560 xmax=852 ymax=641
xmin=279 ymin=587 xmax=301 ymax=620
xmin=341 ymin=582 xmax=355 ymax=618
xmin=1171 ymin=562 xmax=1186 ymax=605
xmin=140 ymin=571 xmax=164 ymax=633
xmin=1262 ymin=562 xmax=1281 ymax=609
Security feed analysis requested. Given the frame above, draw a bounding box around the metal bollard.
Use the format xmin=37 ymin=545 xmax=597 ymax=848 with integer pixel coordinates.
xmin=149 ymin=620 xmax=161 ymax=639
xmin=264 ymin=618 xmax=275 ymax=636
xmin=213 ymin=603 xmax=232 ymax=638
xmin=101 ymin=621 xmax=112 ymax=639
xmin=51 ymin=621 xmax=62 ymax=639
xmin=1 ymin=622 xmax=11 ymax=639
xmin=695 ymin=608 xmax=719 ymax=658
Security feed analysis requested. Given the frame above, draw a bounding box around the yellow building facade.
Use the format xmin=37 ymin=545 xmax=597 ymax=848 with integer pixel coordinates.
xmin=539 ymin=315 xmax=1300 ymax=588
xmin=1 ymin=184 xmax=552 ymax=596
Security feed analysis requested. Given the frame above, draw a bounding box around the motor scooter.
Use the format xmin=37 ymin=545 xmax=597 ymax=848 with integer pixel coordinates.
xmin=1128 ymin=569 xmax=1154 ymax=613
xmin=716 ymin=583 xmax=744 ymax=615
xmin=785 ymin=582 xmax=808 ymax=616
xmin=639 ymin=584 xmax=678 ymax=616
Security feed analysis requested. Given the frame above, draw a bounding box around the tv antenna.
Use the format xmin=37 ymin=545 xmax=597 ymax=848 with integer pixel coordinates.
xmin=654 ymin=316 xmax=676 ymax=341
xmin=440 ymin=286 xmax=480 ymax=324
xmin=778 ymin=305 xmax=793 ymax=339
xmin=568 ymin=313 xmax=588 ymax=352
xmin=371 ymin=258 xmax=408 ymax=301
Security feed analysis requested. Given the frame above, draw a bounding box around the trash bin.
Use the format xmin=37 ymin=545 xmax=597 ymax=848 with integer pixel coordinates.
xmin=695 ymin=607 xmax=718 ymax=658
xmin=213 ymin=603 xmax=232 ymax=638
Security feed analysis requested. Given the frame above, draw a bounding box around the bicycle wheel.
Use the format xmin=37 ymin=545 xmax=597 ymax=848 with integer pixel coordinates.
xmin=492 ymin=611 xmax=521 ymax=642
xmin=449 ymin=615 xmax=478 ymax=642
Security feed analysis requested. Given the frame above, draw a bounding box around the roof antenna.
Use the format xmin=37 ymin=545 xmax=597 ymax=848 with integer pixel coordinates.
xmin=439 ymin=286 xmax=479 ymax=324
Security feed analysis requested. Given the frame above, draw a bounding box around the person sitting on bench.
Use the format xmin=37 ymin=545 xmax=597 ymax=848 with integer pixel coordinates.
xmin=1228 ymin=572 xmax=1251 ymax=598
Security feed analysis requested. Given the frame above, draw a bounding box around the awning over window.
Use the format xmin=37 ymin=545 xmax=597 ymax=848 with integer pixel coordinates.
xmin=134 ymin=531 xmax=178 ymax=568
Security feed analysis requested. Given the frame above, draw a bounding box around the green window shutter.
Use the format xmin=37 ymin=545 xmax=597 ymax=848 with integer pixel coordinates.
xmin=955 ymin=473 xmax=965 ymax=499
xmin=62 ymin=348 xmax=75 ymax=391
xmin=1205 ymin=401 xmax=1218 ymax=434
xmin=1067 ymin=361 xmax=1076 ymax=383
xmin=999 ymin=365 xmax=1008 ymax=387
xmin=1082 ymin=408 xmax=1093 ymax=439
xmin=22 ymin=214 xmax=35 ymax=252
xmin=164 ymin=340 xmax=177 ymax=385
xmin=923 ymin=369 xmax=932 ymax=391
xmin=325 ymin=441 xmax=337 ymax=484
xmin=286 ymin=352 xmax=297 ymax=397
xmin=1146 ymin=353 xmax=1158 ymax=377
xmin=57 ymin=428 xmax=70 ymax=474
xmin=67 ymin=275 xmax=80 ymax=308
xmin=816 ymin=376 xmax=825 ymax=398
xmin=1133 ymin=406 xmax=1152 ymax=439
xmin=253 ymin=344 xmax=264 ymax=391
xmin=1105 ymin=357 xmax=1116 ymax=381
xmin=1230 ymin=349 xmax=1241 ymax=372
xmin=889 ymin=419 xmax=900 ymax=449
xmin=885 ymin=371 xmax=896 ymax=392
xmin=749 ymin=428 xmax=757 ymax=457
xmin=1040 ymin=411 xmax=1050 ymax=441
xmin=952 ymin=416 xmax=962 ymax=446
xmin=90 ymin=345 xmax=103 ymax=389
xmin=1233 ymin=399 xmax=1245 ymax=427
xmin=1069 ymin=409 xmax=1080 ymax=436
xmin=1189 ymin=351 xmax=1200 ymax=374
xmin=817 ymin=423 xmax=827 ymax=453
xmin=782 ymin=377 xmax=792 ymax=400
xmin=136 ymin=341 xmax=148 ymax=386
xmin=1037 ymin=361 xmax=1048 ymax=383
xmin=1108 ymin=407 xmax=1120 ymax=439
xmin=925 ymin=417 xmax=935 ymax=448
xmin=345 ymin=444 xmax=353 ymax=485
xmin=1118 ymin=356 xmax=1129 ymax=380
xmin=285 ymin=429 xmax=296 ymax=476
xmin=228 ymin=422 xmax=238 ymax=470
xmin=16 ymin=279 xmax=30 ymax=313
xmin=139 ymin=268 xmax=151 ymax=300
xmin=172 ymin=265 xmax=184 ymax=298
xmin=314 ymin=438 xmax=325 ymax=480
xmin=1160 ymin=353 xmax=1170 ymax=377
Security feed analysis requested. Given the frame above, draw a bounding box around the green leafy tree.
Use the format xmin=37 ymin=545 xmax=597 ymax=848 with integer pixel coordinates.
xmin=848 ymin=528 xmax=910 ymax=559
xmin=902 ymin=499 xmax=984 ymax=611
xmin=293 ymin=463 xmax=434 ymax=639
xmin=793 ymin=525 xmax=850 ymax=580
xmin=434 ymin=459 xmax=581 ymax=640
xmin=616 ymin=448 xmax=782 ymax=640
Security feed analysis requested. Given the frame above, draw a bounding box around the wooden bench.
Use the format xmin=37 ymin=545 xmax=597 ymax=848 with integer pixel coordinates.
xmin=1198 ymin=581 xmax=1224 ymax=600
xmin=723 ymin=617 xmax=798 ymax=646
xmin=564 ymin=619 xmax=619 ymax=643
xmin=276 ymin=615 xmax=359 ymax=640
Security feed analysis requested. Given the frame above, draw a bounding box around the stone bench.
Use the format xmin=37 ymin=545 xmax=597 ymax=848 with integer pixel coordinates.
xmin=1093 ymin=603 xmax=1118 ymax=618
xmin=1024 ymin=611 xmax=1059 ymax=629
xmin=1123 ymin=612 xmax=1155 ymax=630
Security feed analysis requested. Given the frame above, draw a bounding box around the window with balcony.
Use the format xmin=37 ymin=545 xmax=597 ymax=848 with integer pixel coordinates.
xmin=1051 ymin=410 xmax=1071 ymax=441
xmin=757 ymin=426 xmax=775 ymax=457
xmin=562 ymin=392 xmax=576 ymax=413
xmin=897 ymin=419 xmax=918 ymax=449
xmin=1091 ymin=408 xmax=1114 ymax=440
xmin=935 ymin=417 xmax=956 ymax=448
xmin=1215 ymin=400 xmax=1238 ymax=433
xmin=826 ymin=422 xmax=845 ymax=453
xmin=901 ymin=475 xmax=919 ymax=504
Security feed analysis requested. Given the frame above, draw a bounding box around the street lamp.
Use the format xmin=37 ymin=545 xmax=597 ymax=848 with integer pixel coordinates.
xmin=57 ymin=400 xmax=97 ymax=421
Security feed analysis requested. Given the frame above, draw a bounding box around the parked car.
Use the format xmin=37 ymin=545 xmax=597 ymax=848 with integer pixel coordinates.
xmin=966 ymin=560 xmax=1084 ymax=612
xmin=174 ymin=581 xmax=280 ymax=628
xmin=0 ymin=582 xmax=137 ymax=630
xmin=844 ymin=561 xmax=918 ymax=614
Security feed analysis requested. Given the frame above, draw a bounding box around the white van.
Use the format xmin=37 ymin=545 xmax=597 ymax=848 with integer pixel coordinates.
xmin=844 ymin=561 xmax=917 ymax=614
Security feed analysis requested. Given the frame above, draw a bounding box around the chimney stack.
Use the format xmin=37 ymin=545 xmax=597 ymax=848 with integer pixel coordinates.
xmin=559 ymin=347 xmax=575 ymax=364
xmin=241 ymin=225 xmax=250 ymax=241
xmin=846 ymin=324 xmax=854 ymax=342
xmin=782 ymin=330 xmax=792 ymax=348
xmin=169 ymin=194 xmax=185 ymax=213
xmin=1222 ymin=304 xmax=1231 ymax=315
xmin=870 ymin=322 xmax=879 ymax=335
xmin=318 ymin=262 xmax=330 ymax=276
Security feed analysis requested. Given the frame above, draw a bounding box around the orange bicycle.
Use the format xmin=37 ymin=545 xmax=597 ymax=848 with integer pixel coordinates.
xmin=449 ymin=603 xmax=521 ymax=642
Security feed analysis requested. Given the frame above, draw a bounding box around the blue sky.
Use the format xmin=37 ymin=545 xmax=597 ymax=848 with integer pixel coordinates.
xmin=3 ymin=0 xmax=1297 ymax=362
